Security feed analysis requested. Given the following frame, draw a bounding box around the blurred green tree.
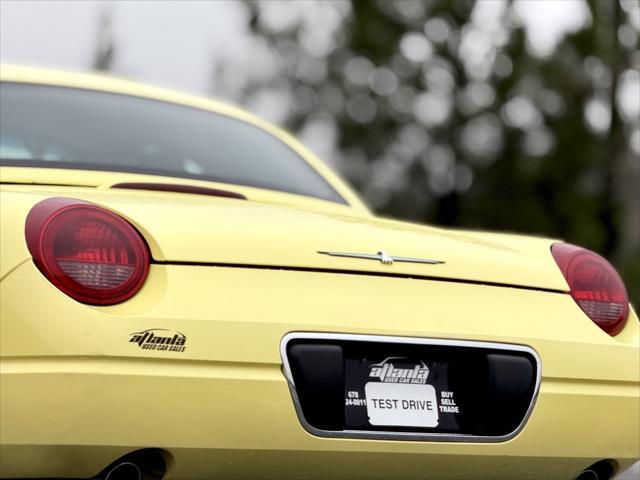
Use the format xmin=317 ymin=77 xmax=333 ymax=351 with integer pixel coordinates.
xmin=93 ymin=5 xmax=116 ymax=72
xmin=220 ymin=0 xmax=639 ymax=305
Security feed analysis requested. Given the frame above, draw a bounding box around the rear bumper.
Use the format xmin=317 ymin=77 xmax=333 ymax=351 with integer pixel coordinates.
xmin=1 ymin=360 xmax=638 ymax=479
xmin=1 ymin=262 xmax=639 ymax=479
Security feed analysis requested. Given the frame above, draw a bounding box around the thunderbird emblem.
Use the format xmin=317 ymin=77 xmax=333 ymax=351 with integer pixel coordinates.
xmin=317 ymin=250 xmax=445 ymax=266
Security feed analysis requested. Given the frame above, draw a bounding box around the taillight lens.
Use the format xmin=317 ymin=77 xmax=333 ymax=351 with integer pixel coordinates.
xmin=551 ymin=243 xmax=629 ymax=335
xmin=25 ymin=198 xmax=150 ymax=305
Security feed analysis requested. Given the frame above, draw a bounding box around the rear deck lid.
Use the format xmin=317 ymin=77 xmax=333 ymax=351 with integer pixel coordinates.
xmin=89 ymin=190 xmax=569 ymax=291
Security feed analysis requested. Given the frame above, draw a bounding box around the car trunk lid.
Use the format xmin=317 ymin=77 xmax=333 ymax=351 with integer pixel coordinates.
xmin=3 ymin=184 xmax=570 ymax=291
xmin=100 ymin=191 xmax=568 ymax=292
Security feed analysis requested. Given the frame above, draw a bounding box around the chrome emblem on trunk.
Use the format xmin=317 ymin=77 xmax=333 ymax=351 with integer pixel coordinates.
xmin=317 ymin=250 xmax=445 ymax=265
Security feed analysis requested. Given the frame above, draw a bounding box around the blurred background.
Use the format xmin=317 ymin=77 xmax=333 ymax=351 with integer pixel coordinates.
xmin=1 ymin=0 xmax=639 ymax=309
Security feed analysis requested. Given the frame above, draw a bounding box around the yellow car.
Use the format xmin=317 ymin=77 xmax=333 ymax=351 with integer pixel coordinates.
xmin=0 ymin=65 xmax=638 ymax=480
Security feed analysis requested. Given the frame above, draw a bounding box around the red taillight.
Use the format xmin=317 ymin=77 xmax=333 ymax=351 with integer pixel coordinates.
xmin=25 ymin=198 xmax=150 ymax=305
xmin=551 ymin=242 xmax=629 ymax=335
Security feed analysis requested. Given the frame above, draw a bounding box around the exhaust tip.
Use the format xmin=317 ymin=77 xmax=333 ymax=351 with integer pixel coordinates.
xmin=575 ymin=470 xmax=598 ymax=480
xmin=97 ymin=449 xmax=167 ymax=480
xmin=575 ymin=460 xmax=616 ymax=480
xmin=104 ymin=462 xmax=141 ymax=480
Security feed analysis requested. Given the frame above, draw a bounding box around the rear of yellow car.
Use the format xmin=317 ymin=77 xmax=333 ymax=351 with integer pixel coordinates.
xmin=0 ymin=65 xmax=639 ymax=479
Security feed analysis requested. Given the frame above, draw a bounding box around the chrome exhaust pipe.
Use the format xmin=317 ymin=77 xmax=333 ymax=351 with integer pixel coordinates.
xmin=575 ymin=470 xmax=599 ymax=480
xmin=96 ymin=448 xmax=167 ymax=480
xmin=104 ymin=461 xmax=142 ymax=480
xmin=575 ymin=460 xmax=616 ymax=480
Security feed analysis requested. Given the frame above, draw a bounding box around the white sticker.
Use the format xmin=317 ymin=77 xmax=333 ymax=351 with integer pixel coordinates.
xmin=365 ymin=382 xmax=439 ymax=427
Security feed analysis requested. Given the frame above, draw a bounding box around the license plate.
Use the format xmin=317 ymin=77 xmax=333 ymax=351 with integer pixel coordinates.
xmin=344 ymin=356 xmax=461 ymax=431
xmin=365 ymin=382 xmax=439 ymax=427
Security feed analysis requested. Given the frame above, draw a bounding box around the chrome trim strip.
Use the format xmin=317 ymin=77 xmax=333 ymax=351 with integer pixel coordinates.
xmin=280 ymin=332 xmax=542 ymax=443
xmin=317 ymin=250 xmax=445 ymax=265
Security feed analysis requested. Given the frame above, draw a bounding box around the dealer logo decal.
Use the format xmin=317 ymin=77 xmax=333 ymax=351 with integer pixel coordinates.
xmin=129 ymin=329 xmax=187 ymax=352
xmin=369 ymin=357 xmax=430 ymax=384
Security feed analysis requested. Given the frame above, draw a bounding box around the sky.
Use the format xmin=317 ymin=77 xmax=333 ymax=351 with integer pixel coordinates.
xmin=0 ymin=0 xmax=251 ymax=94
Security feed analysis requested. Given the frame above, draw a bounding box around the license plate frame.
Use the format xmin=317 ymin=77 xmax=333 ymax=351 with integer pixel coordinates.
xmin=282 ymin=332 xmax=541 ymax=442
